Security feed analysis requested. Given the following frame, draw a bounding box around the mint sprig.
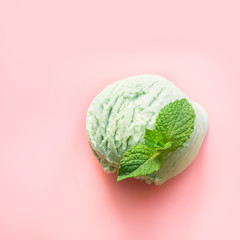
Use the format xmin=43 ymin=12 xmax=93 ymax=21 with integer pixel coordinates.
xmin=117 ymin=98 xmax=196 ymax=182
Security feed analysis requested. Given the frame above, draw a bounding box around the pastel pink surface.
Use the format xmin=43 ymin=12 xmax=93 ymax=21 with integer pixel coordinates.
xmin=0 ymin=0 xmax=239 ymax=239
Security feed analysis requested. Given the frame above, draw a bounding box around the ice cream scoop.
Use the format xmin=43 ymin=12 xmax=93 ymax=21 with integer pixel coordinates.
xmin=86 ymin=75 xmax=208 ymax=185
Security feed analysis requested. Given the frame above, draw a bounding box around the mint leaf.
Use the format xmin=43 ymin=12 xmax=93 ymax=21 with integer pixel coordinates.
xmin=156 ymin=141 xmax=172 ymax=151
xmin=155 ymin=98 xmax=195 ymax=151
xmin=144 ymin=129 xmax=164 ymax=148
xmin=117 ymin=98 xmax=196 ymax=182
xmin=117 ymin=145 xmax=164 ymax=181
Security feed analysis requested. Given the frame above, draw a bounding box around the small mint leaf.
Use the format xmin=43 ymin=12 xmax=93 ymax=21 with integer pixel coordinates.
xmin=144 ymin=129 xmax=164 ymax=148
xmin=156 ymin=141 xmax=172 ymax=151
xmin=117 ymin=145 xmax=164 ymax=181
xmin=155 ymin=98 xmax=196 ymax=150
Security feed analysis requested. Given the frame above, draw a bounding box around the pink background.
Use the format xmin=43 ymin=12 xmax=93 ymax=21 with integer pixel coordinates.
xmin=0 ymin=0 xmax=239 ymax=239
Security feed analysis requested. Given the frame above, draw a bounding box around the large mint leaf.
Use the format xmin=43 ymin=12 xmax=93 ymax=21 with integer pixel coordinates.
xmin=117 ymin=145 xmax=164 ymax=181
xmin=155 ymin=98 xmax=196 ymax=150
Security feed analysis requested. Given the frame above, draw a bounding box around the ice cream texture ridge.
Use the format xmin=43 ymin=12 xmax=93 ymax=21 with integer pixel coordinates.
xmin=86 ymin=75 xmax=208 ymax=185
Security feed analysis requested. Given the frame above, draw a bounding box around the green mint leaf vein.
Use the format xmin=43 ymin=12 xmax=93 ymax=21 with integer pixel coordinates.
xmin=117 ymin=98 xmax=196 ymax=182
